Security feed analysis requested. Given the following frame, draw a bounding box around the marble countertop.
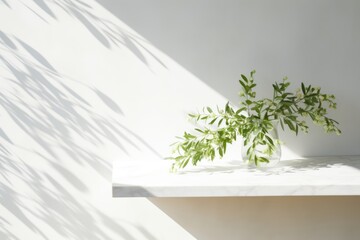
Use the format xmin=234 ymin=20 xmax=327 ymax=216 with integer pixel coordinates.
xmin=112 ymin=156 xmax=360 ymax=197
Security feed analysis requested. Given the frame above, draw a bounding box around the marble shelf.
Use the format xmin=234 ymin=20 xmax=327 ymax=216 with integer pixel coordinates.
xmin=112 ymin=156 xmax=360 ymax=197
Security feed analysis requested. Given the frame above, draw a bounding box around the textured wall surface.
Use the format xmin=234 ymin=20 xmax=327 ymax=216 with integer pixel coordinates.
xmin=0 ymin=1 xmax=359 ymax=239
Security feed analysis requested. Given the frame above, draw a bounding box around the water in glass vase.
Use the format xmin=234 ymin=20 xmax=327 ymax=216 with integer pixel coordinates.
xmin=241 ymin=121 xmax=281 ymax=168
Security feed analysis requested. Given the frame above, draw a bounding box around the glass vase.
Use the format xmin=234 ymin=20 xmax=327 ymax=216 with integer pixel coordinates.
xmin=241 ymin=120 xmax=281 ymax=168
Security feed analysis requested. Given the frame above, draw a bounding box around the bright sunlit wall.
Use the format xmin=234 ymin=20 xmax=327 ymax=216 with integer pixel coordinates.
xmin=0 ymin=0 xmax=359 ymax=239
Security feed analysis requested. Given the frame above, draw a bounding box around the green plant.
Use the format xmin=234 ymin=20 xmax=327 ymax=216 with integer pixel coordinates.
xmin=169 ymin=70 xmax=341 ymax=171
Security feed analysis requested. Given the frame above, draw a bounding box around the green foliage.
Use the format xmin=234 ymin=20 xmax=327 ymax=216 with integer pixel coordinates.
xmin=169 ymin=70 xmax=341 ymax=171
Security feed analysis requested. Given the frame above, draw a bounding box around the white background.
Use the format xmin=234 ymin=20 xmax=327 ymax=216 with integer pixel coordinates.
xmin=0 ymin=0 xmax=359 ymax=239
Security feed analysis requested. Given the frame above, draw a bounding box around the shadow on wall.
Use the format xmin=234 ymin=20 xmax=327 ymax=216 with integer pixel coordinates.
xmin=93 ymin=0 xmax=360 ymax=97
xmin=0 ymin=29 xmax=159 ymax=239
xmin=150 ymin=196 xmax=360 ymax=240
xmin=0 ymin=0 xmax=167 ymax=69
xmin=93 ymin=0 xmax=360 ymax=156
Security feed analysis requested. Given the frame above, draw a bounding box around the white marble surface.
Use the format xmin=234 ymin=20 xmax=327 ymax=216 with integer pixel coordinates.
xmin=112 ymin=156 xmax=360 ymax=197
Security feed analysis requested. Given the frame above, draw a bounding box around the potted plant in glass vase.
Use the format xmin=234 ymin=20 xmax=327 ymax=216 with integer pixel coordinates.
xmin=169 ymin=70 xmax=341 ymax=171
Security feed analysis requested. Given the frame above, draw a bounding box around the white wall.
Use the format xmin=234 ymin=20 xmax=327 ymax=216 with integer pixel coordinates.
xmin=98 ymin=0 xmax=360 ymax=156
xmin=151 ymin=197 xmax=360 ymax=240
xmin=0 ymin=1 xmax=359 ymax=240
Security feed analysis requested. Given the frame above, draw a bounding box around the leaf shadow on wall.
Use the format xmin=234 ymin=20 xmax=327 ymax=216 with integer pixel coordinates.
xmin=0 ymin=0 xmax=167 ymax=69
xmin=0 ymin=31 xmax=159 ymax=239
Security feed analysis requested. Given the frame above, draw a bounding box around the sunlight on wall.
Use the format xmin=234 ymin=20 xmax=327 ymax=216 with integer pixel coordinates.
xmin=1 ymin=0 xmax=358 ymax=239
xmin=0 ymin=0 xmax=210 ymax=239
